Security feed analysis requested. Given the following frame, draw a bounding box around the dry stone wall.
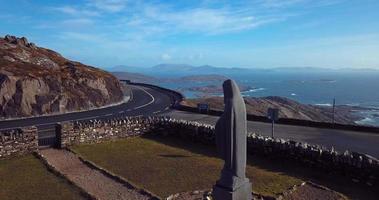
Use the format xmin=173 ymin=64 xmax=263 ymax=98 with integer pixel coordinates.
xmin=59 ymin=116 xmax=379 ymax=187
xmin=0 ymin=126 xmax=38 ymax=158
xmin=60 ymin=117 xmax=158 ymax=147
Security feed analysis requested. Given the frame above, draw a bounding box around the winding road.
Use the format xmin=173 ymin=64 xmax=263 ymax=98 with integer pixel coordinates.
xmin=0 ymin=84 xmax=173 ymax=133
xmin=1 ymin=83 xmax=379 ymax=157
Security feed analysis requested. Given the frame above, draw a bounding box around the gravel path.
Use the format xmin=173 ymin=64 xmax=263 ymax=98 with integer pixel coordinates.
xmin=39 ymin=149 xmax=152 ymax=200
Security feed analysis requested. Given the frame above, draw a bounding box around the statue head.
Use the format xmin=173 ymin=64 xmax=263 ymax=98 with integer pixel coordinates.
xmin=223 ymin=79 xmax=241 ymax=104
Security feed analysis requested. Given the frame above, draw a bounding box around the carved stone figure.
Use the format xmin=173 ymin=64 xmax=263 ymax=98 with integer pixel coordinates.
xmin=213 ymin=79 xmax=252 ymax=200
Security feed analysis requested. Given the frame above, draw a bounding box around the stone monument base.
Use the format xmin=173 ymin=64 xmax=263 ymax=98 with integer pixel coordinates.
xmin=212 ymin=181 xmax=252 ymax=200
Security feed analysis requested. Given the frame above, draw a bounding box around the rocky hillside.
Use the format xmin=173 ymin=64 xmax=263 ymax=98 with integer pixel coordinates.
xmin=182 ymin=96 xmax=361 ymax=124
xmin=0 ymin=35 xmax=124 ymax=118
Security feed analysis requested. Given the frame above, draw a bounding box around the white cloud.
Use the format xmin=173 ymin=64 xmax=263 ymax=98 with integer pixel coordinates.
xmin=161 ymin=53 xmax=172 ymax=61
xmin=259 ymin=0 xmax=307 ymax=8
xmin=52 ymin=6 xmax=100 ymax=17
xmin=61 ymin=18 xmax=94 ymax=28
xmin=87 ymin=0 xmax=129 ymax=13
xmin=46 ymin=0 xmax=343 ymax=38
xmin=122 ymin=4 xmax=285 ymax=35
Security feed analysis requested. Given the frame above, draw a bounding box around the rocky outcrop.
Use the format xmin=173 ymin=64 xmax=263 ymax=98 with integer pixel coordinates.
xmin=0 ymin=35 xmax=124 ymax=118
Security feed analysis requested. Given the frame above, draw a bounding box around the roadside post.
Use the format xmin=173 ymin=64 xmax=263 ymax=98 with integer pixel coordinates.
xmin=267 ymin=108 xmax=279 ymax=138
xmin=197 ymin=103 xmax=210 ymax=114
xmin=332 ymin=98 xmax=336 ymax=124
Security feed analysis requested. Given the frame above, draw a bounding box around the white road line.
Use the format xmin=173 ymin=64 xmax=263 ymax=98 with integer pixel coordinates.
xmin=128 ymin=86 xmax=134 ymax=102
xmin=132 ymin=86 xmax=155 ymax=110
xmin=119 ymin=111 xmax=124 ymax=114
xmin=164 ymin=107 xmax=170 ymax=110
xmin=153 ymin=111 xmax=160 ymax=114
xmin=1 ymin=86 xmax=157 ymax=129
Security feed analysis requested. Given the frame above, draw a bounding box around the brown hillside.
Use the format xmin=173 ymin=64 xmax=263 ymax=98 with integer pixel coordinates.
xmin=0 ymin=35 xmax=123 ymax=118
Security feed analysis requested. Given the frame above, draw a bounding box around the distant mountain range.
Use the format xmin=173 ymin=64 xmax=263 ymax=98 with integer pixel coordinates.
xmin=109 ymin=64 xmax=378 ymax=77
xmin=111 ymin=71 xmax=228 ymax=84
xmin=111 ymin=64 xmax=253 ymax=76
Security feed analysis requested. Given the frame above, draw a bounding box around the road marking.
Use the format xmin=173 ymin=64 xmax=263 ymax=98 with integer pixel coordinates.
xmin=27 ymin=87 xmax=155 ymax=126
xmin=0 ymin=85 xmax=162 ymax=130
xmin=132 ymin=86 xmax=155 ymax=110
xmin=128 ymin=87 xmax=134 ymax=102
xmin=164 ymin=107 xmax=170 ymax=110
xmin=153 ymin=111 xmax=160 ymax=114
xmin=119 ymin=111 xmax=124 ymax=114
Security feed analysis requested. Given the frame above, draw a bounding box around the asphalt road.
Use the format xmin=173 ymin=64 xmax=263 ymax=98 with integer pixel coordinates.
xmin=0 ymin=85 xmax=173 ymax=134
xmin=165 ymin=110 xmax=379 ymax=158
xmin=1 ymin=84 xmax=379 ymax=158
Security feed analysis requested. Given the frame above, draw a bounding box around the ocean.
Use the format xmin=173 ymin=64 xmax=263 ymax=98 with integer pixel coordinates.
xmin=150 ymin=70 xmax=379 ymax=127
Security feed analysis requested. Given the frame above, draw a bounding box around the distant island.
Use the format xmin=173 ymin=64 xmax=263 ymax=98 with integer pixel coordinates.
xmin=111 ymin=65 xmax=379 ymax=127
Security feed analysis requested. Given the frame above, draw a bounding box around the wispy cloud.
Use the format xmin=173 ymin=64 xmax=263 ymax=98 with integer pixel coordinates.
xmin=45 ymin=0 xmax=343 ymax=38
xmin=53 ymin=6 xmax=100 ymax=17
xmin=258 ymin=0 xmax=343 ymax=8
xmin=61 ymin=18 xmax=94 ymax=27
xmin=135 ymin=5 xmax=282 ymax=34
xmin=259 ymin=0 xmax=307 ymax=8
xmin=87 ymin=0 xmax=129 ymax=13
xmin=161 ymin=53 xmax=172 ymax=61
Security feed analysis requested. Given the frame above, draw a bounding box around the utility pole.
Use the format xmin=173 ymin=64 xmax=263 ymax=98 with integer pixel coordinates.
xmin=332 ymin=98 xmax=336 ymax=124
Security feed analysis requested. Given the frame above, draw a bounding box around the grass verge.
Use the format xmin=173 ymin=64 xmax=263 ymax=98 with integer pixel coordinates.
xmin=0 ymin=154 xmax=87 ymax=200
xmin=72 ymin=136 xmax=302 ymax=198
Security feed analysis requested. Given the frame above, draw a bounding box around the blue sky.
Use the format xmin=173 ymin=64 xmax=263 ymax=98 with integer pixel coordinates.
xmin=1 ymin=0 xmax=378 ymax=69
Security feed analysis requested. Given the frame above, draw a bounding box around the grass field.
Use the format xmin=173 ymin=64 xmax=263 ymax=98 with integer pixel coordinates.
xmin=0 ymin=154 xmax=86 ymax=200
xmin=73 ymin=136 xmax=378 ymax=199
xmin=72 ymin=136 xmax=302 ymax=198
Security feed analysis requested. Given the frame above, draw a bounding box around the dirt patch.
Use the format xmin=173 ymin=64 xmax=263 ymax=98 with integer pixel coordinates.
xmin=282 ymin=182 xmax=347 ymax=200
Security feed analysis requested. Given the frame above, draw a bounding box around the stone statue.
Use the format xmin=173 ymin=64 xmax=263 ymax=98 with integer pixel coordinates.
xmin=213 ymin=79 xmax=252 ymax=200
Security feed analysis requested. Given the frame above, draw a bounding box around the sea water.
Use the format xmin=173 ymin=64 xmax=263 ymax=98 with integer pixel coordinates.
xmin=153 ymin=70 xmax=379 ymax=127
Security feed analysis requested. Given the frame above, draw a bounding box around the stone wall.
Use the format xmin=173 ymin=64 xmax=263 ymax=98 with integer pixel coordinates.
xmin=0 ymin=126 xmax=38 ymax=158
xmin=60 ymin=116 xmax=379 ymax=187
xmin=59 ymin=117 xmax=157 ymax=147
xmin=153 ymin=117 xmax=379 ymax=187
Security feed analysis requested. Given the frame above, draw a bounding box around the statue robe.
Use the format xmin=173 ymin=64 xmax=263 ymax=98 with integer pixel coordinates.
xmin=215 ymin=79 xmax=248 ymax=189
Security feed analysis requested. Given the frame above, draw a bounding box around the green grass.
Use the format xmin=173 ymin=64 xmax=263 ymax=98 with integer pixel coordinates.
xmin=72 ymin=136 xmax=302 ymax=198
xmin=0 ymin=155 xmax=86 ymax=200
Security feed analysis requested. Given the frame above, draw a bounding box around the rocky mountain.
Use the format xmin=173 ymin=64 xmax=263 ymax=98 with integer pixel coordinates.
xmin=0 ymin=35 xmax=124 ymax=118
xmin=181 ymin=96 xmax=361 ymax=124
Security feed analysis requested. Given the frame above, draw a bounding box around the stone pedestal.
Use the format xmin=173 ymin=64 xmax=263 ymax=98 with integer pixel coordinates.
xmin=213 ymin=179 xmax=252 ymax=200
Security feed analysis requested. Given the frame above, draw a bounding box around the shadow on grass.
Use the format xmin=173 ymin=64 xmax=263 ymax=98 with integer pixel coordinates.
xmin=158 ymin=154 xmax=192 ymax=158
xmin=142 ymin=134 xmax=378 ymax=200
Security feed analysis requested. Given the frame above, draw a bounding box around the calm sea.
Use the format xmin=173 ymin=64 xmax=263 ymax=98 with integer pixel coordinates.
xmin=151 ymin=70 xmax=379 ymax=126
